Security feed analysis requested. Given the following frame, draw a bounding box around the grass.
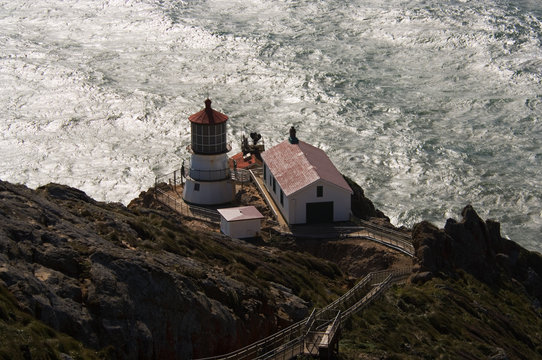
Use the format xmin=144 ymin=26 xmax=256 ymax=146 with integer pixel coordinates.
xmin=0 ymin=285 xmax=105 ymax=360
xmin=10 ymin=184 xmax=542 ymax=359
xmin=338 ymin=271 xmax=542 ymax=359
xmin=55 ymin=196 xmax=349 ymax=309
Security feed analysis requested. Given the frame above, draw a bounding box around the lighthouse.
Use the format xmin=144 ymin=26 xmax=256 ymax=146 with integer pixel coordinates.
xmin=182 ymin=99 xmax=235 ymax=205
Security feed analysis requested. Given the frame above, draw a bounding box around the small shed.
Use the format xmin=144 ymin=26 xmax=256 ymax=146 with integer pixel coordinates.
xmin=217 ymin=206 xmax=264 ymax=239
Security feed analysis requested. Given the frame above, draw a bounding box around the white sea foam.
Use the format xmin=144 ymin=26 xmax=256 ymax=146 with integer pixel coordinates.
xmin=0 ymin=0 xmax=541 ymax=251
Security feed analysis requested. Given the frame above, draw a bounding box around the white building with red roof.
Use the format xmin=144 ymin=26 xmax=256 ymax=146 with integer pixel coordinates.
xmin=261 ymin=128 xmax=352 ymax=225
xmin=217 ymin=206 xmax=264 ymax=239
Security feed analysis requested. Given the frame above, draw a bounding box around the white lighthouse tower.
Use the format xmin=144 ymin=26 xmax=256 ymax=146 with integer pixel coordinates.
xmin=182 ymin=99 xmax=235 ymax=205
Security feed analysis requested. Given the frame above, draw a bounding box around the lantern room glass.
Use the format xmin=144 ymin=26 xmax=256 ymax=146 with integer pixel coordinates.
xmin=191 ymin=122 xmax=227 ymax=154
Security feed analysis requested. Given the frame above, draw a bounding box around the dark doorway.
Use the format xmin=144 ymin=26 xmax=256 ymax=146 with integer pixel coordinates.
xmin=306 ymin=202 xmax=334 ymax=223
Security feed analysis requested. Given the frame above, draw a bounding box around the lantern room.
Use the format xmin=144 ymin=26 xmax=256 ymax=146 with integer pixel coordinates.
xmin=188 ymin=98 xmax=230 ymax=155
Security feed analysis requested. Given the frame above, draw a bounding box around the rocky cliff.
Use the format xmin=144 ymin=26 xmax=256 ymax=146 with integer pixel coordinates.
xmin=0 ymin=180 xmax=348 ymax=359
xmin=411 ymin=205 xmax=542 ymax=305
xmin=3 ymin=179 xmax=542 ymax=360
xmin=343 ymin=175 xmax=388 ymax=220
xmin=339 ymin=205 xmax=542 ymax=359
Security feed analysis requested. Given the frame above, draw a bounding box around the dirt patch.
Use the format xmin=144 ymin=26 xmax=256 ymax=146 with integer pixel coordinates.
xmin=295 ymin=237 xmax=413 ymax=278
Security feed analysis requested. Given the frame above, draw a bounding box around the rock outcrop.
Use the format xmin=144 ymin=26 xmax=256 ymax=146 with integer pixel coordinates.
xmin=411 ymin=205 xmax=542 ymax=304
xmin=343 ymin=176 xmax=388 ymax=220
xmin=0 ymin=181 xmax=317 ymax=359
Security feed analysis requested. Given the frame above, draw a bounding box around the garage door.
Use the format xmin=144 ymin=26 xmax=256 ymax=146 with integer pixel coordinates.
xmin=306 ymin=202 xmax=334 ymax=223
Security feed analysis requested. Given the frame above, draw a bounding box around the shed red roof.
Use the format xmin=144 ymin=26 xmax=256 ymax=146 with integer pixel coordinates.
xmin=261 ymin=140 xmax=352 ymax=196
xmin=188 ymin=99 xmax=228 ymax=124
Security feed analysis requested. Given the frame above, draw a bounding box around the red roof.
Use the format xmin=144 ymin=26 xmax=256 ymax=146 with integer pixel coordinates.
xmin=229 ymin=152 xmax=262 ymax=169
xmin=217 ymin=206 xmax=264 ymax=222
xmin=188 ymin=99 xmax=228 ymax=124
xmin=261 ymin=140 xmax=352 ymax=196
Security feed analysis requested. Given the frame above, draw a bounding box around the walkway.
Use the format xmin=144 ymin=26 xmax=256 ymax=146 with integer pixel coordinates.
xmin=287 ymin=222 xmax=414 ymax=257
xmin=248 ymin=169 xmax=288 ymax=228
xmin=195 ymin=268 xmax=411 ymax=360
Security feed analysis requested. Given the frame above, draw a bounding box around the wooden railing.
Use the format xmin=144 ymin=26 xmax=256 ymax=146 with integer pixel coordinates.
xmin=248 ymin=169 xmax=283 ymax=225
xmin=231 ymin=168 xmax=251 ymax=182
xmin=155 ymin=188 xmax=221 ymax=224
xmin=336 ymin=222 xmax=414 ymax=257
xmin=195 ymin=310 xmax=314 ymax=360
xmin=316 ymin=310 xmax=341 ymax=357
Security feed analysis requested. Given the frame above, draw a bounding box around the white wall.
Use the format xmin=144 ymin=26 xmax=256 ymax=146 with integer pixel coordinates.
xmin=190 ymin=153 xmax=229 ymax=172
xmin=189 ymin=153 xmax=230 ymax=181
xmin=220 ymin=217 xmax=230 ymax=236
xmin=183 ymin=178 xmax=235 ymax=205
xmin=221 ymin=219 xmax=262 ymax=239
xmin=262 ymin=163 xmax=290 ymax=222
xmin=291 ymin=180 xmax=351 ymax=224
xmin=263 ymin=161 xmax=351 ymax=224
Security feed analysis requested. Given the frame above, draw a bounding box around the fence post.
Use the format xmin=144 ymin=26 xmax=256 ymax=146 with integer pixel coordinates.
xmin=181 ymin=161 xmax=185 ymax=185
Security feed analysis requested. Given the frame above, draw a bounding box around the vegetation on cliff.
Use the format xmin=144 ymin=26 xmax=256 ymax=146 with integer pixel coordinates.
xmin=340 ymin=205 xmax=542 ymax=359
xmin=0 ymin=180 xmax=349 ymax=359
xmin=340 ymin=271 xmax=542 ymax=359
xmin=0 ymin=284 xmax=103 ymax=360
xmin=1 ymin=179 xmax=541 ymax=360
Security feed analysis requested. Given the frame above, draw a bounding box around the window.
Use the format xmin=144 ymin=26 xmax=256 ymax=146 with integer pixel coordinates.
xmin=280 ymin=189 xmax=284 ymax=206
xmin=194 ymin=183 xmax=200 ymax=191
xmin=272 ymin=177 xmax=276 ymax=193
xmin=191 ymin=123 xmax=228 ymax=154
xmin=316 ymin=185 xmax=323 ymax=197
xmin=263 ymin=164 xmax=267 ymax=181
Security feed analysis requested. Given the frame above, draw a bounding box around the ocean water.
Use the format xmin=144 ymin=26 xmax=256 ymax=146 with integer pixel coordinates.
xmin=1 ymin=0 xmax=541 ymax=252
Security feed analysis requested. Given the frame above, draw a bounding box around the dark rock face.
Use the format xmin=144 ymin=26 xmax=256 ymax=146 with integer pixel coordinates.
xmin=412 ymin=205 xmax=542 ymax=303
xmin=343 ymin=176 xmax=388 ymax=220
xmin=411 ymin=221 xmax=453 ymax=280
xmin=0 ymin=181 xmax=308 ymax=359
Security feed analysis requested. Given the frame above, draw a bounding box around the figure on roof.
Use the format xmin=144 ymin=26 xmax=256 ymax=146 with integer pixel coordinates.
xmin=250 ymin=132 xmax=262 ymax=145
xmin=242 ymin=135 xmax=250 ymax=155
xmin=289 ymin=126 xmax=298 ymax=144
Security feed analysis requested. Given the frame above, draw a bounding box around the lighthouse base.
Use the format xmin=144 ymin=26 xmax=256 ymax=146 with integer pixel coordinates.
xmin=182 ymin=178 xmax=235 ymax=205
